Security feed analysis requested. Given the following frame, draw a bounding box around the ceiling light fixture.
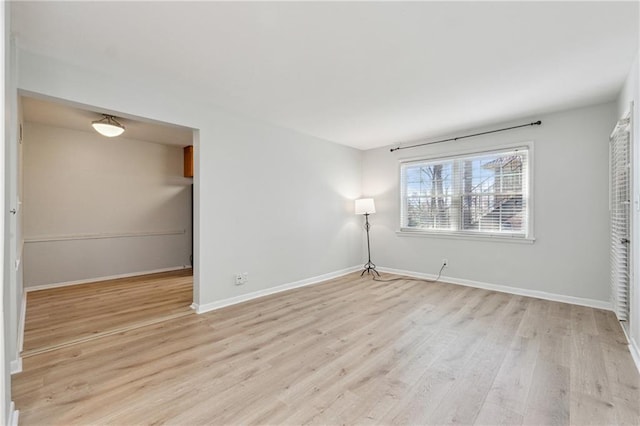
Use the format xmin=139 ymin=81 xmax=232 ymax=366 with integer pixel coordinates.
xmin=91 ymin=115 xmax=125 ymax=137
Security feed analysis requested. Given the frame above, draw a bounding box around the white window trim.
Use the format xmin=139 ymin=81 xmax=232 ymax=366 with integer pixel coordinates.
xmin=397 ymin=141 xmax=535 ymax=242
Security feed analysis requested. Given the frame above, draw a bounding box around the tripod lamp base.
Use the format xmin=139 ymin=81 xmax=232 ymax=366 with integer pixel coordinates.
xmin=361 ymin=261 xmax=380 ymax=277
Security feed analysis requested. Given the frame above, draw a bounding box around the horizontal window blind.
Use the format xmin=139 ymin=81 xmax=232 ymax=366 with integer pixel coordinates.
xmin=400 ymin=147 xmax=530 ymax=237
xmin=609 ymin=118 xmax=630 ymax=321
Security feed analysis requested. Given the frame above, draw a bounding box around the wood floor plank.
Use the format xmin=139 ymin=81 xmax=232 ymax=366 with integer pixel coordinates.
xmin=480 ymin=336 xmax=540 ymax=417
xmin=522 ymin=357 xmax=570 ymax=426
xmin=12 ymin=271 xmax=640 ymax=425
xmin=475 ymin=402 xmax=523 ymax=426
xmin=22 ymin=269 xmax=194 ymax=355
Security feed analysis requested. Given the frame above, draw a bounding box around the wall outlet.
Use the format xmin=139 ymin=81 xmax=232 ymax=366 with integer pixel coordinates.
xmin=235 ymin=272 xmax=249 ymax=285
xmin=442 ymin=259 xmax=448 ymax=267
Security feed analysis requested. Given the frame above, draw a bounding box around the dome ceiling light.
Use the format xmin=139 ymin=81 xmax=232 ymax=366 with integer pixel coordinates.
xmin=91 ymin=114 xmax=125 ymax=137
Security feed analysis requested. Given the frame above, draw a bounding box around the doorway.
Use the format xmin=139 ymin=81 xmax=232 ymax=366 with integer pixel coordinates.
xmin=17 ymin=94 xmax=199 ymax=354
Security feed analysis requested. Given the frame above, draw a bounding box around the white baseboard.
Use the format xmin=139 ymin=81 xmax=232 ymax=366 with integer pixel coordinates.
xmin=25 ymin=266 xmax=192 ymax=292
xmin=193 ymin=266 xmax=360 ymax=314
xmin=10 ymin=357 xmax=22 ymax=375
xmin=621 ymin=326 xmax=640 ymax=374
xmin=377 ymin=266 xmax=612 ymax=311
xmin=8 ymin=402 xmax=19 ymax=426
xmin=630 ymin=339 xmax=640 ymax=374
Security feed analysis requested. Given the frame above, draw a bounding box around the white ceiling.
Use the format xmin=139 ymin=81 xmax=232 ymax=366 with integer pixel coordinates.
xmin=22 ymin=96 xmax=194 ymax=147
xmin=11 ymin=1 xmax=639 ymax=150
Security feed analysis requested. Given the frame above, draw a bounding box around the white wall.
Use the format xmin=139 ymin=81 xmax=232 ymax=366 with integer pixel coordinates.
xmin=22 ymin=122 xmax=192 ymax=287
xmin=1 ymin=2 xmax=9 ymax=423
xmin=4 ymin=54 xmax=19 ymax=379
xmin=617 ymin=54 xmax=640 ymax=363
xmin=16 ymin=49 xmax=363 ymax=307
xmin=363 ymin=102 xmax=616 ymax=303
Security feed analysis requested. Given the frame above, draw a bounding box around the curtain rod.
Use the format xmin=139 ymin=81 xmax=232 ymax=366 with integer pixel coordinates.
xmin=390 ymin=120 xmax=542 ymax=153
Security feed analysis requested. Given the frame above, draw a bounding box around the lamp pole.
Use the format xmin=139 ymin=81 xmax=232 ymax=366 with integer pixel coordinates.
xmin=361 ymin=212 xmax=380 ymax=277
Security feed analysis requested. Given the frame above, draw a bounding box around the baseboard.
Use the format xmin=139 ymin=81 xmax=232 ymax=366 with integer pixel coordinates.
xmin=10 ymin=357 xmax=22 ymax=375
xmin=630 ymin=339 xmax=640 ymax=374
xmin=193 ymin=266 xmax=360 ymax=314
xmin=8 ymin=402 xmax=19 ymax=426
xmin=25 ymin=266 xmax=192 ymax=292
xmin=377 ymin=266 xmax=612 ymax=311
xmin=621 ymin=326 xmax=640 ymax=374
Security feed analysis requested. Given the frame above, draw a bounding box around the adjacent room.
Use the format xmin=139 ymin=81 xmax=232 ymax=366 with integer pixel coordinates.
xmin=2 ymin=1 xmax=639 ymax=425
xmin=20 ymin=96 xmax=195 ymax=355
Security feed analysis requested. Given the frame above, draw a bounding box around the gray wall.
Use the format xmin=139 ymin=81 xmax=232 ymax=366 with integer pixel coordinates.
xmin=23 ymin=122 xmax=193 ymax=287
xmin=363 ymin=102 xmax=616 ymax=303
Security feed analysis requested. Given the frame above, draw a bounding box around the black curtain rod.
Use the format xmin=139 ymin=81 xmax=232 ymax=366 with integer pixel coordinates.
xmin=390 ymin=120 xmax=542 ymax=153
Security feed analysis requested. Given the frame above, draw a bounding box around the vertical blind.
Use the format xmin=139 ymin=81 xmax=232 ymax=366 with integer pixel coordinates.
xmin=400 ymin=146 xmax=529 ymax=237
xmin=610 ymin=117 xmax=631 ymax=321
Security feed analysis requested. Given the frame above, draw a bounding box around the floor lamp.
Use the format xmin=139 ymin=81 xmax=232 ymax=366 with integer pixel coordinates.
xmin=355 ymin=198 xmax=380 ymax=277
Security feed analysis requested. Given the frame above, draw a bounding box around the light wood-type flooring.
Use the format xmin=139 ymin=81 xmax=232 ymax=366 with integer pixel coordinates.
xmin=13 ymin=272 xmax=640 ymax=425
xmin=22 ymin=269 xmax=193 ymax=356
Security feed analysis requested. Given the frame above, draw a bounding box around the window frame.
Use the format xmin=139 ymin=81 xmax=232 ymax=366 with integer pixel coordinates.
xmin=397 ymin=142 xmax=535 ymax=243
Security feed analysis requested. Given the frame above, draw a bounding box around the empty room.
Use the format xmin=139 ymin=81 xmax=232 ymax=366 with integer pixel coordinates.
xmin=20 ymin=96 xmax=195 ymax=357
xmin=2 ymin=1 xmax=639 ymax=425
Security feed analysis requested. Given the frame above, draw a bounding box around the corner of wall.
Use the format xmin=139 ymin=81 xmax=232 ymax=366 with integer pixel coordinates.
xmin=8 ymin=402 xmax=18 ymax=426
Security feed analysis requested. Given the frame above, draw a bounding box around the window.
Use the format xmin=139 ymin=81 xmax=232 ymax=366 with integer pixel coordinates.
xmin=400 ymin=145 xmax=531 ymax=239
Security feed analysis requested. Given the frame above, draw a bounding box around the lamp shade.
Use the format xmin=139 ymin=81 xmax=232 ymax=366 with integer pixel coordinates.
xmin=355 ymin=198 xmax=376 ymax=215
xmin=91 ymin=115 xmax=125 ymax=137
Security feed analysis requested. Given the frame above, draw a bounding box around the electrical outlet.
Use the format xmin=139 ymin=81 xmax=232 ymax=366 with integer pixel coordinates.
xmin=235 ymin=272 xmax=249 ymax=285
xmin=442 ymin=259 xmax=448 ymax=267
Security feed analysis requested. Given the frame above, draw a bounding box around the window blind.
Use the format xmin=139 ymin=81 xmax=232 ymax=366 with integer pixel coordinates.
xmin=400 ymin=146 xmax=530 ymax=237
xmin=609 ymin=118 xmax=631 ymax=321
